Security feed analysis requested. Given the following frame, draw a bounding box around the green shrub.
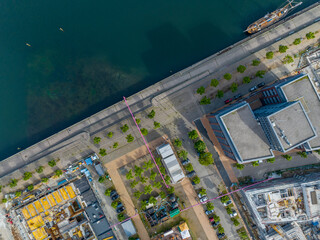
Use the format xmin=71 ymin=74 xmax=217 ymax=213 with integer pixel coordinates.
xmin=194 ymin=140 xmax=206 ymax=153
xmin=243 ymin=76 xmax=251 ymax=84
xmin=23 ymin=172 xmax=32 ymax=181
xmin=141 ymin=128 xmax=148 ymax=136
xmin=153 ymin=121 xmax=161 ymax=129
xmin=111 ymin=201 xmax=118 ymax=208
xmin=55 ymin=169 xmax=63 ymax=177
xmin=232 ymin=217 xmax=240 ymax=226
xmin=237 ymin=65 xmax=246 ymax=73
xmin=105 ymin=189 xmax=112 ymax=196
xmin=98 ymin=176 xmax=106 ymax=183
xmin=15 ymin=191 xmax=22 ymax=197
xmin=188 ymin=130 xmax=199 ymax=140
xmin=251 ymin=161 xmax=259 ymax=167
xmin=143 ymin=160 xmax=153 ymax=170
xmin=93 ymin=137 xmax=101 ymax=144
xmin=279 ymin=45 xmax=289 ymax=53
xmin=173 ymin=139 xmax=182 ymax=147
xmin=282 ymin=154 xmax=292 ymax=161
xmin=216 ymin=90 xmax=224 ymax=99
xmin=231 ymin=82 xmax=238 ymax=92
xmin=235 ymin=163 xmax=244 ymax=170
xmin=282 ymin=55 xmax=294 ymax=64
xmin=297 ymin=151 xmax=308 ymax=158
xmin=185 ymin=163 xmax=194 ymax=172
xmin=199 ymin=188 xmax=207 ymax=196
xmin=9 ymin=179 xmax=18 ymax=188
xmin=2 ymin=198 xmax=7 ymax=203
xmin=36 ymin=166 xmax=44 ymax=173
xmin=224 ymin=73 xmax=232 ymax=80
xmin=134 ymin=191 xmax=142 ymax=199
xmin=27 ymin=185 xmax=34 ymax=191
xmin=200 ymin=96 xmax=211 ymax=105
xmin=117 ymin=213 xmax=125 ymax=222
xmin=252 ymin=59 xmax=260 ymax=66
xmin=126 ymin=134 xmax=134 ymax=142
xmin=48 ymin=160 xmax=56 ymax=167
xmin=266 ymin=51 xmax=274 ymax=59
xmin=135 ymin=118 xmax=141 ymax=124
xmin=107 ymin=132 xmax=113 ymax=138
xmin=41 ymin=178 xmax=49 ymax=183
xmin=210 ymin=79 xmax=219 ymax=87
xmin=165 ymin=175 xmax=171 ymax=185
xmin=293 ymin=38 xmax=301 ymax=45
xmin=99 ymin=148 xmax=107 ymax=156
xmin=148 ymin=110 xmax=156 ymax=119
xmin=267 ymin=158 xmax=275 ymax=163
xmin=197 ymin=86 xmax=206 ymax=95
xmin=218 ymin=225 xmax=225 ymax=234
xmin=113 ymin=142 xmax=119 ymax=148
xmin=226 ymin=207 xmax=233 ymax=214
xmin=168 ymin=187 xmax=175 ymax=194
xmin=120 ymin=124 xmax=129 ymax=133
xmin=306 ymin=32 xmax=315 ymax=40
xmin=220 ymin=196 xmax=230 ymax=203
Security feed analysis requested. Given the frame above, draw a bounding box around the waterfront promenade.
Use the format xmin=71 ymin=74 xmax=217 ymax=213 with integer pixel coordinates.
xmin=0 ymin=2 xmax=320 ymax=182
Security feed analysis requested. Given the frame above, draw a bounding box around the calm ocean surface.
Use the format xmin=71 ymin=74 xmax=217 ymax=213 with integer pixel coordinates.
xmin=0 ymin=0 xmax=317 ymax=159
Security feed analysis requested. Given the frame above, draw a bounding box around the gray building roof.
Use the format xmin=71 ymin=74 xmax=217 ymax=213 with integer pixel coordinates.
xmin=220 ymin=103 xmax=273 ymax=162
xmin=74 ymin=176 xmax=91 ymax=193
xmin=94 ymin=163 xmax=105 ymax=176
xmin=279 ymin=74 xmax=320 ymax=149
xmin=121 ymin=219 xmax=137 ymax=237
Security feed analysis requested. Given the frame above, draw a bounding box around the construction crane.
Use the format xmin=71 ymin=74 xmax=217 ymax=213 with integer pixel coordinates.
xmin=271 ymin=224 xmax=290 ymax=240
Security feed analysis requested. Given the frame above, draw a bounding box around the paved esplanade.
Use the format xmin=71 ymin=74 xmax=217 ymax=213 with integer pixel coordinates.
xmin=1 ymin=2 xmax=320 ymax=179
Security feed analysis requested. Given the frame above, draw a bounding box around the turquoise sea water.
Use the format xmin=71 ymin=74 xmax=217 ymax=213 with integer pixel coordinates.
xmin=0 ymin=0 xmax=317 ymax=159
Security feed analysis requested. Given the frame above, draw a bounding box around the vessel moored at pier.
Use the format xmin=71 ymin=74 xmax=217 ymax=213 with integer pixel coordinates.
xmin=245 ymin=0 xmax=302 ymax=34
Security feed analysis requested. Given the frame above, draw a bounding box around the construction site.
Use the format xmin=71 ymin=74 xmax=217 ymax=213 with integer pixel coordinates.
xmin=243 ymin=173 xmax=320 ymax=240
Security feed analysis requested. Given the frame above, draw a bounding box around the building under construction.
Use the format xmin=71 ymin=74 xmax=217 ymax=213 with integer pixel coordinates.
xmin=243 ymin=173 xmax=320 ymax=239
xmin=15 ymin=176 xmax=115 ymax=240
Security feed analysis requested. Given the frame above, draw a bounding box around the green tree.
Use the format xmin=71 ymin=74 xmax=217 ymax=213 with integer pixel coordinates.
xmin=55 ymin=169 xmax=63 ymax=177
xmin=243 ymin=76 xmax=251 ymax=84
xmin=141 ymin=128 xmax=148 ymax=136
xmin=178 ymin=150 xmax=188 ymax=160
xmin=120 ymin=124 xmax=129 ymax=133
xmin=134 ymin=191 xmax=142 ymax=199
xmin=218 ymin=225 xmax=225 ymax=234
xmin=224 ymin=73 xmax=232 ymax=80
xmin=141 ymin=200 xmax=148 ymax=210
xmin=105 ymin=189 xmax=112 ymax=196
xmin=197 ymin=86 xmax=206 ymax=95
xmin=256 ymin=70 xmax=266 ymax=78
xmin=27 ymin=185 xmax=34 ymax=191
xmin=252 ymin=59 xmax=260 ymax=66
xmin=140 ymin=176 xmax=148 ymax=184
xmin=134 ymin=165 xmax=144 ymax=177
xmin=200 ymin=96 xmax=211 ymax=105
xmin=293 ymin=38 xmax=301 ymax=45
xmin=173 ymin=138 xmax=182 ymax=148
xmin=149 ymin=196 xmax=157 ymax=205
xmin=199 ymin=152 xmax=214 ymax=166
xmin=99 ymin=148 xmax=107 ymax=156
xmin=126 ymin=134 xmax=134 ymax=142
xmin=153 ymin=121 xmax=161 ymax=129
xmin=159 ymin=191 xmax=166 ymax=199
xmin=192 ymin=176 xmax=200 ymax=184
xmin=282 ymin=154 xmax=292 ymax=161
xmin=185 ymin=163 xmax=194 ymax=172
xmin=199 ymin=188 xmax=207 ymax=196
xmin=279 ymin=45 xmax=289 ymax=53
xmin=239 ymin=230 xmax=249 ymax=240
xmin=154 ymin=182 xmax=162 ymax=189
xmin=165 ymin=175 xmax=171 ymax=185
xmin=111 ymin=201 xmax=118 ymax=208
xmin=143 ymin=160 xmax=154 ymax=170
xmin=306 ymin=32 xmax=315 ymax=40
xmin=237 ymin=65 xmax=246 ymax=73
xmin=48 ymin=160 xmax=56 ymax=167
xmin=113 ymin=142 xmax=119 ymax=149
xmin=188 ymin=130 xmax=199 ymax=140
xmin=226 ymin=207 xmax=233 ymax=214
xmin=235 ymin=163 xmax=244 ymax=170
xmin=267 ymin=158 xmax=275 ymax=163
xmin=144 ymin=185 xmax=153 ymax=195
xmin=107 ymin=132 xmax=113 ymax=138
xmin=15 ymin=191 xmax=22 ymax=197
xmin=207 ymin=202 xmax=214 ymax=211
xmin=168 ymin=186 xmax=175 ymax=194
xmin=9 ymin=179 xmax=18 ymax=188
xmin=266 ymin=51 xmax=274 ymax=59
xmin=41 ymin=177 xmax=49 ymax=183
xmin=297 ymin=152 xmax=308 ymax=158
xmin=194 ymin=140 xmax=206 ymax=153
xmin=160 ymin=167 xmax=166 ymax=175
xmin=98 ymin=176 xmax=105 ymax=183
xmin=216 ymin=90 xmax=224 ymax=99
xmin=23 ymin=172 xmax=32 ymax=181
xmin=36 ymin=166 xmax=44 ymax=174
xmin=126 ymin=170 xmax=134 ymax=180
xmin=148 ymin=110 xmax=156 ymax=119
xmin=2 ymin=198 xmax=7 ymax=203
xmin=282 ymin=55 xmax=294 ymax=64
xmin=213 ymin=214 xmax=220 ymax=222
xmin=130 ymin=180 xmax=139 ymax=188
xmin=93 ymin=137 xmax=101 ymax=144
xmin=135 ymin=118 xmax=141 ymax=124
xmin=210 ymin=79 xmax=219 ymax=87
xmin=251 ymin=161 xmax=259 ymax=167
xmin=231 ymin=82 xmax=238 ymax=92
xmin=232 ymin=217 xmax=240 ymax=226
xmin=314 ymin=150 xmax=320 ymax=155
xmin=150 ymin=170 xmax=157 ymax=181
xmin=155 ymin=157 xmax=162 ymax=166
xmin=220 ymin=196 xmax=230 ymax=203
xmin=117 ymin=213 xmax=125 ymax=222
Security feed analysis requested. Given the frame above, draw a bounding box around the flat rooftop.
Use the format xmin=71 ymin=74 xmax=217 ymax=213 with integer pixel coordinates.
xmin=281 ymin=75 xmax=320 ymax=149
xmin=269 ymin=101 xmax=316 ymax=151
xmin=221 ymin=104 xmax=273 ymax=162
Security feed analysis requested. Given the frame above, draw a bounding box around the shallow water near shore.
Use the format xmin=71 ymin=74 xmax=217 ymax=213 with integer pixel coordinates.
xmin=0 ymin=0 xmax=317 ymax=159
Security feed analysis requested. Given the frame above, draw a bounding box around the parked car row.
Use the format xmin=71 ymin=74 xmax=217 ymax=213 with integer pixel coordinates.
xmin=249 ymin=82 xmax=265 ymax=92
xmin=109 ymin=190 xmax=125 ymax=213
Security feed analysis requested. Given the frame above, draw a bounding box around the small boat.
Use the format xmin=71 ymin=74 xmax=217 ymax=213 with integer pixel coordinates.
xmin=25 ymin=43 xmax=31 ymax=47
xmin=59 ymin=27 xmax=64 ymax=32
xmin=245 ymin=0 xmax=302 ymax=34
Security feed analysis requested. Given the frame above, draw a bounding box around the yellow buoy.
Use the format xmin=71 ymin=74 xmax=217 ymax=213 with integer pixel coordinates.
xmin=26 ymin=43 xmax=31 ymax=47
xmin=59 ymin=27 xmax=64 ymax=32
